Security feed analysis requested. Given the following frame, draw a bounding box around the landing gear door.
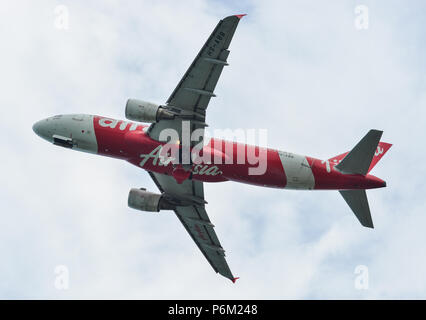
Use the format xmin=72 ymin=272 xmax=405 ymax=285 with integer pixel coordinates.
xmin=52 ymin=134 xmax=74 ymax=149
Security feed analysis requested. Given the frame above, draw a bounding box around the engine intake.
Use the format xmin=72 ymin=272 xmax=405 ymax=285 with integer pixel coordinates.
xmin=125 ymin=99 xmax=175 ymax=123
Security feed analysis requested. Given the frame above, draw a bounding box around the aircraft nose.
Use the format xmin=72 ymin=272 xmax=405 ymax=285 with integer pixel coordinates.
xmin=32 ymin=121 xmax=41 ymax=135
xmin=32 ymin=119 xmax=50 ymax=141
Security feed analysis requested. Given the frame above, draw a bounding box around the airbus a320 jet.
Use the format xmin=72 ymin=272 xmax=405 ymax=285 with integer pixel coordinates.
xmin=33 ymin=15 xmax=391 ymax=282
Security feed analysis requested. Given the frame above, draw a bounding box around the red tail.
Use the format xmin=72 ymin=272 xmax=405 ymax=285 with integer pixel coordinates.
xmin=329 ymin=142 xmax=392 ymax=173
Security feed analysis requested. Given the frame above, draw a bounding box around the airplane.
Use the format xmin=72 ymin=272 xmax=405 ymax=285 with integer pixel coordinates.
xmin=33 ymin=14 xmax=391 ymax=283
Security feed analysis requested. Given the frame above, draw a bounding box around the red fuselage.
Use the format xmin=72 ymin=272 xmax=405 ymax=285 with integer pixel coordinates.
xmin=91 ymin=115 xmax=385 ymax=190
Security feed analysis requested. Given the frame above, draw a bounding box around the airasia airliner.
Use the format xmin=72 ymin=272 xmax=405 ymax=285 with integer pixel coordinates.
xmin=33 ymin=15 xmax=391 ymax=282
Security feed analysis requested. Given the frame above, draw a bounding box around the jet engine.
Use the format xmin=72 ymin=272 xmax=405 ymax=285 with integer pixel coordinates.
xmin=125 ymin=99 xmax=175 ymax=123
xmin=128 ymin=188 xmax=176 ymax=212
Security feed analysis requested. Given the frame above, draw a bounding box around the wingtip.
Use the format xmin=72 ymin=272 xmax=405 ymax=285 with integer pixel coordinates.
xmin=231 ymin=277 xmax=240 ymax=283
xmin=234 ymin=14 xmax=247 ymax=19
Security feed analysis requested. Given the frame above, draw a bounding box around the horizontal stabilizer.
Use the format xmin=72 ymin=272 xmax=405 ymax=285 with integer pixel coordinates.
xmin=335 ymin=130 xmax=383 ymax=175
xmin=339 ymin=190 xmax=373 ymax=228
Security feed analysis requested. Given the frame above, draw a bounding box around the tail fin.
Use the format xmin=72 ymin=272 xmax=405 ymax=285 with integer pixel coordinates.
xmin=332 ymin=130 xmax=392 ymax=228
xmin=366 ymin=142 xmax=392 ymax=173
xmin=339 ymin=190 xmax=374 ymax=228
xmin=330 ymin=130 xmax=392 ymax=175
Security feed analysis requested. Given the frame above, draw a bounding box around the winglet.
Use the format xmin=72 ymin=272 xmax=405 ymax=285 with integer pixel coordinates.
xmin=231 ymin=277 xmax=240 ymax=283
xmin=234 ymin=14 xmax=247 ymax=19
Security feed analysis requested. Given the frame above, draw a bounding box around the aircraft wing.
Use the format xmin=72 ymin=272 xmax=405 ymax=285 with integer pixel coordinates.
xmin=148 ymin=14 xmax=245 ymax=141
xmin=148 ymin=171 xmax=237 ymax=282
xmin=145 ymin=15 xmax=244 ymax=281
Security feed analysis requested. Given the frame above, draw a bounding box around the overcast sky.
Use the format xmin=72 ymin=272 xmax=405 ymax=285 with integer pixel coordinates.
xmin=1 ymin=0 xmax=425 ymax=299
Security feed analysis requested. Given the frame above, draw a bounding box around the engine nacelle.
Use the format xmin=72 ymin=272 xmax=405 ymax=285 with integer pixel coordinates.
xmin=125 ymin=99 xmax=174 ymax=123
xmin=128 ymin=188 xmax=178 ymax=212
xmin=128 ymin=188 xmax=162 ymax=212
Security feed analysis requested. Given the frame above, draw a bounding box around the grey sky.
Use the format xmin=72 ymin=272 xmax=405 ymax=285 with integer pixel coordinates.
xmin=1 ymin=0 xmax=425 ymax=298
